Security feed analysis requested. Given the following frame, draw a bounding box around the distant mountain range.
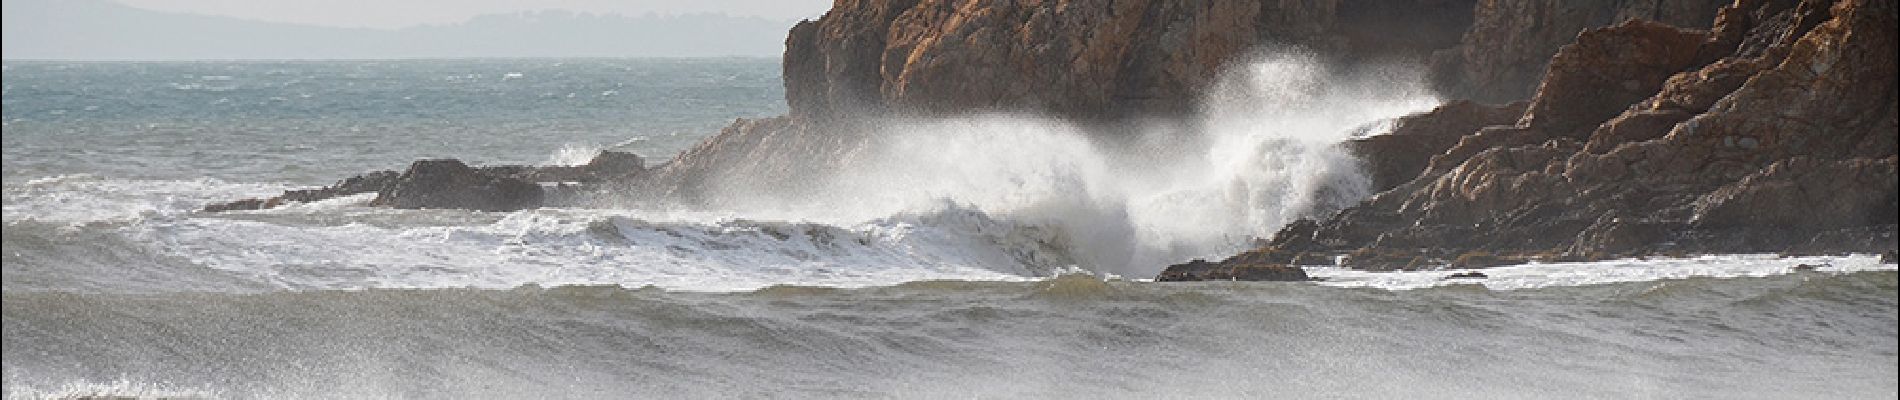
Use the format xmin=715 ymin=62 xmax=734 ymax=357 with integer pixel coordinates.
xmin=1 ymin=0 xmax=797 ymax=60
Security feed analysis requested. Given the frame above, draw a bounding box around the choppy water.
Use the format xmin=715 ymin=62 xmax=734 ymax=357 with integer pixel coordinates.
xmin=4 ymin=59 xmax=1896 ymax=399
xmin=2 ymin=59 xmax=785 ymax=184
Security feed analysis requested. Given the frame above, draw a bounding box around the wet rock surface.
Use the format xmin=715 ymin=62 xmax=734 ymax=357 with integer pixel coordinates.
xmin=1156 ymin=249 xmax=1312 ymax=282
xmin=369 ymin=159 xmax=545 ymax=212
xmin=203 ymin=151 xmax=646 ymax=212
xmin=786 ymin=0 xmax=1485 ymax=123
xmin=1195 ymin=0 xmax=1899 ymax=280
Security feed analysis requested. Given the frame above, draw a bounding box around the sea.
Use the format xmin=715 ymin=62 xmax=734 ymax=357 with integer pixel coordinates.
xmin=3 ymin=58 xmax=1896 ymax=399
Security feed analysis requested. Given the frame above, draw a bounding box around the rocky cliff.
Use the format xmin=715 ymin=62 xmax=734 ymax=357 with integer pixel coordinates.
xmin=1178 ymin=0 xmax=1898 ymax=277
xmin=1429 ymin=0 xmax=1728 ymax=103
xmin=784 ymin=0 xmax=1484 ymax=123
xmin=652 ymin=0 xmax=1736 ymax=214
xmin=782 ymin=0 xmax=1730 ymax=123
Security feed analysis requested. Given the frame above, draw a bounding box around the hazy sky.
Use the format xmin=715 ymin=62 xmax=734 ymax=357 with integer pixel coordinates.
xmin=2 ymin=0 xmax=829 ymax=59
xmin=114 ymin=0 xmax=833 ymax=29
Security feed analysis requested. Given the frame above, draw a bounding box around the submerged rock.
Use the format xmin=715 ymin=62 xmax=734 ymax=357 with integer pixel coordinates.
xmin=1156 ymin=249 xmax=1312 ymax=282
xmin=1443 ymin=271 xmax=1489 ymax=280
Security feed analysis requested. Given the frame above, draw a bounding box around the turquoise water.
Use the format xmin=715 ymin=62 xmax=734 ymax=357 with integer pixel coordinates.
xmin=2 ymin=59 xmax=783 ymax=184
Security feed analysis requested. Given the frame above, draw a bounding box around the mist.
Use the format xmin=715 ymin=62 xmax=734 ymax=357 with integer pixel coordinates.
xmin=658 ymin=50 xmax=1442 ymax=277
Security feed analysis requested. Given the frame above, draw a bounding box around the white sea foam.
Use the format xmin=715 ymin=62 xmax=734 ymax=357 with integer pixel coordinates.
xmin=685 ymin=50 xmax=1441 ymax=277
xmin=1307 ymin=253 xmax=1899 ymax=291
xmin=145 ymin=205 xmax=1042 ymax=292
xmin=1 ymin=378 xmax=219 ymax=400
xmin=2 ymin=174 xmax=286 ymax=224
xmin=6 ymin=174 xmax=1894 ymax=294
xmin=540 ymin=142 xmax=604 ymax=166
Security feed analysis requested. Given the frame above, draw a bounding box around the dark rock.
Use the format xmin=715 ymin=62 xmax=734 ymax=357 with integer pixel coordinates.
xmin=1884 ymin=250 xmax=1897 ymax=264
xmin=1518 ymin=19 xmax=1710 ymax=139
xmin=1792 ymin=263 xmax=1826 ymax=271
xmin=1342 ymin=248 xmax=1437 ymax=271
xmin=498 ymin=151 xmax=647 ymax=184
xmin=1450 ymin=251 xmax=1528 ymax=269
xmin=1155 ymin=249 xmax=1312 ymax=282
xmin=202 ymin=170 xmax=398 ymax=212
xmin=1224 ymin=0 xmax=1897 ymax=272
xmin=202 ymin=153 xmax=651 ymax=213
xmin=786 ymin=0 xmax=1485 ymax=123
xmin=371 ymin=159 xmax=544 ymax=212
xmin=202 ymin=198 xmax=274 ymax=213
xmin=582 ymin=151 xmax=646 ymax=176
xmin=1691 ymin=157 xmax=1897 ymax=232
xmin=1344 ymin=100 xmax=1527 ymax=193
xmin=1443 ymin=271 xmax=1489 ymax=280
xmin=1289 ymin=252 xmax=1338 ymax=266
xmin=1429 ymin=0 xmax=1725 ymax=103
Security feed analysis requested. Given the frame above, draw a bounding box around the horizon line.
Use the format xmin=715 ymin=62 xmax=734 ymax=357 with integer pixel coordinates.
xmin=0 ymin=55 xmax=786 ymax=63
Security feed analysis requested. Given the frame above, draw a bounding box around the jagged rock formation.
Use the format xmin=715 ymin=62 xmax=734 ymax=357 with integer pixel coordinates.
xmin=785 ymin=0 xmax=1483 ymax=123
xmin=203 ymin=152 xmax=644 ymax=212
xmin=656 ymin=0 xmax=1727 ymax=213
xmin=1343 ymin=100 xmax=1528 ymax=193
xmin=1430 ymin=0 xmax=1728 ymax=103
xmin=1246 ymin=0 xmax=1897 ymax=271
xmin=1156 ymin=249 xmax=1313 ymax=282
xmin=786 ymin=0 xmax=1728 ymax=123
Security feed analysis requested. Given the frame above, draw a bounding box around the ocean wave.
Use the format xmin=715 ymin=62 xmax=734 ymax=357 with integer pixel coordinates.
xmin=7 ymin=174 xmax=1897 ymax=295
xmin=3 ymin=271 xmax=1892 ymax=399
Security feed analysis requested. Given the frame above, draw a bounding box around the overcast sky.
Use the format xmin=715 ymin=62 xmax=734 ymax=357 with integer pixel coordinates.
xmin=2 ymin=0 xmax=836 ymax=59
xmin=113 ymin=0 xmax=833 ymax=29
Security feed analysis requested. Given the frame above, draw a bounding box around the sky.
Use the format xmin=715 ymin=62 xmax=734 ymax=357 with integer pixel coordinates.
xmin=1 ymin=0 xmax=836 ymax=59
xmin=113 ymin=0 xmax=833 ymax=29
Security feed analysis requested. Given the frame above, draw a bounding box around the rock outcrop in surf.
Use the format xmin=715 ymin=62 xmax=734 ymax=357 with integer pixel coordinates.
xmin=1198 ymin=0 xmax=1899 ymax=275
xmin=204 ymin=0 xmax=1894 ymax=282
xmin=204 ymin=152 xmax=644 ymax=212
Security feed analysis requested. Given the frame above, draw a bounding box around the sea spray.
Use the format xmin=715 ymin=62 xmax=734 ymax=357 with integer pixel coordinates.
xmin=686 ymin=50 xmax=1441 ymax=277
xmin=540 ymin=142 xmax=605 ymax=166
xmin=2 ymin=53 xmax=1443 ymax=292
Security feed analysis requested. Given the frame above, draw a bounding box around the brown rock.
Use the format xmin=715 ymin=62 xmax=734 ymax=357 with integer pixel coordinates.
xmin=1289 ymin=252 xmax=1338 ymax=266
xmin=1443 ymin=271 xmax=1489 ymax=280
xmin=203 ymin=171 xmax=399 ymax=212
xmin=1344 ymin=100 xmax=1528 ymax=193
xmin=1430 ymin=0 xmax=1725 ymax=103
xmin=1155 ymin=258 xmax=1310 ymax=282
xmin=1451 ymin=251 xmax=1528 ymax=268
xmin=372 ymin=159 xmax=544 ymax=212
xmin=1342 ymin=248 xmax=1435 ymax=271
xmin=1691 ymin=157 xmax=1898 ymax=231
xmin=786 ymin=0 xmax=1484 ymax=123
xmin=202 ymin=152 xmax=645 ymax=213
xmin=1518 ymin=20 xmax=1710 ymax=138
xmin=1238 ymin=0 xmax=1897 ymax=271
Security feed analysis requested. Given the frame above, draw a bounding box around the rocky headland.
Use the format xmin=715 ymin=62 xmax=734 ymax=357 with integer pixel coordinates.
xmin=208 ymin=0 xmax=1897 ymax=281
xmin=1170 ymin=0 xmax=1897 ymax=279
